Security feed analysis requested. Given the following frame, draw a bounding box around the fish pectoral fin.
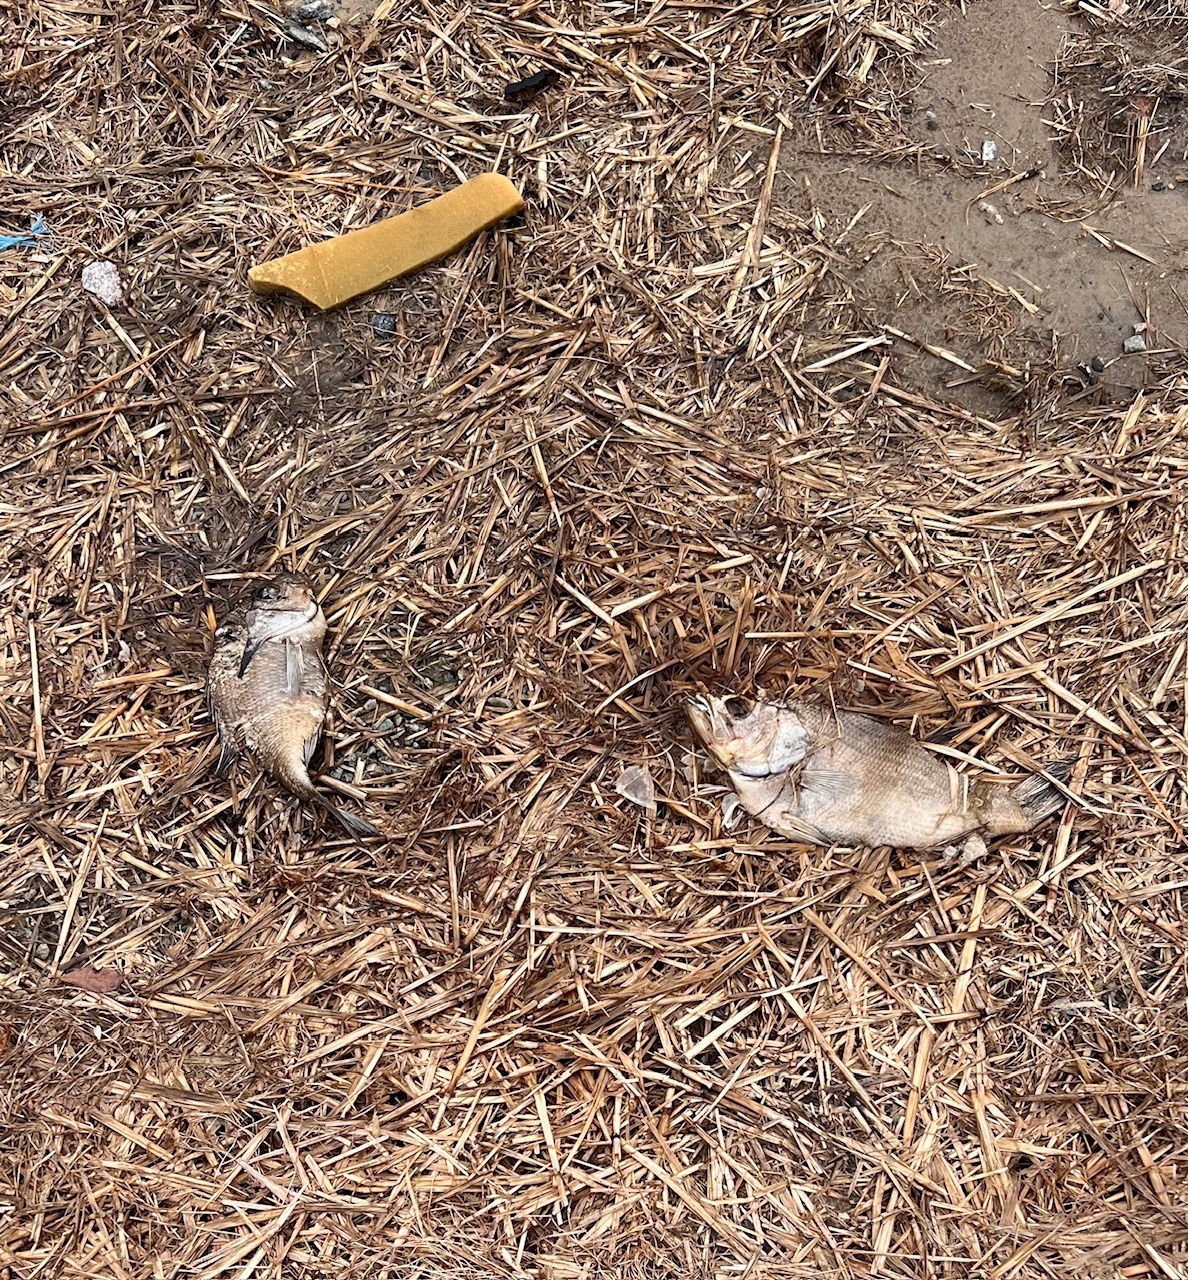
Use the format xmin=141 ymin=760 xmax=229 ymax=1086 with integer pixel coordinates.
xmin=285 ymin=640 xmax=303 ymax=698
xmin=238 ymin=637 xmax=264 ymax=678
xmin=800 ymin=769 xmax=857 ymax=801
xmin=773 ymin=812 xmax=827 ymax=845
xmin=301 ymin=723 xmax=323 ymax=769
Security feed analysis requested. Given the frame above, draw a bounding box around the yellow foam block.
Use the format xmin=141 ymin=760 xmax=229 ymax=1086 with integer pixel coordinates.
xmin=248 ymin=173 xmax=524 ymax=310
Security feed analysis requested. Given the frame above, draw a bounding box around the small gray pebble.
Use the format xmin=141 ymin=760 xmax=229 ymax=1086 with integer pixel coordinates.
xmin=1090 ymin=355 xmax=1106 ymax=372
xmin=418 ymin=666 xmax=459 ymax=691
xmin=1123 ymin=335 xmax=1147 ymax=354
xmin=376 ymin=675 xmax=395 ymax=693
xmin=377 ymin=717 xmax=397 ymax=733
xmin=370 ymin=314 xmax=397 ymax=337
xmin=362 ymin=698 xmax=378 ymax=714
xmin=1152 ymin=182 xmax=1165 ymax=192
xmin=284 ymin=18 xmax=327 ymax=51
xmin=35 ymin=943 xmax=50 ymax=960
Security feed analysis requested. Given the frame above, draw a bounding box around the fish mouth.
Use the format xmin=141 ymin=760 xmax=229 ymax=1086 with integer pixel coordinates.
xmin=686 ymin=696 xmax=725 ymax=760
xmin=685 ymin=693 xmax=717 ymax=736
xmin=686 ymin=693 xmax=711 ymax=719
xmin=686 ymin=694 xmax=747 ymax=737
xmin=734 ymin=760 xmax=787 ymax=779
xmin=686 ymin=694 xmax=794 ymax=779
xmin=686 ymin=695 xmax=749 ymax=771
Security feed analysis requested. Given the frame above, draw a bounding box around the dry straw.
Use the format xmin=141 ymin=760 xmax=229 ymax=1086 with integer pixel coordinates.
xmin=2 ymin=0 xmax=1187 ymax=1276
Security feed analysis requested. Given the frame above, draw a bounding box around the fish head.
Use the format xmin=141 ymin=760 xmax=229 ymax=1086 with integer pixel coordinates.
xmin=686 ymin=694 xmax=811 ymax=779
xmin=238 ymin=573 xmax=325 ymax=677
xmin=250 ymin=572 xmax=316 ymax=613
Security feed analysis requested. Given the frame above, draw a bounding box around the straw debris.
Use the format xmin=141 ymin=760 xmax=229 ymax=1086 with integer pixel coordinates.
xmin=2 ymin=0 xmax=1187 ymax=1277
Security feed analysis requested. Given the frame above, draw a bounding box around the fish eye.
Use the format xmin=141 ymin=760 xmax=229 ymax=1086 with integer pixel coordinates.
xmin=724 ymin=697 xmax=752 ymax=719
xmin=255 ymin=584 xmax=281 ymax=601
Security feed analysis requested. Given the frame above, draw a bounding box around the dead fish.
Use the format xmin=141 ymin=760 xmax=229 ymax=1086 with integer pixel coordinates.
xmin=207 ymin=573 xmax=377 ymax=838
xmin=686 ymin=694 xmax=1068 ymax=855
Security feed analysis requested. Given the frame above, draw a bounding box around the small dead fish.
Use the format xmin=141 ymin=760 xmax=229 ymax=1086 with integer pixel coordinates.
xmin=686 ymin=694 xmax=1068 ymax=854
xmin=207 ymin=573 xmax=377 ymax=839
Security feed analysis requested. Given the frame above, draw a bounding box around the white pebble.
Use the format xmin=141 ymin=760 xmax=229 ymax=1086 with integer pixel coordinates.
xmin=81 ymin=260 xmax=124 ymax=306
xmin=977 ymin=200 xmax=1004 ymax=225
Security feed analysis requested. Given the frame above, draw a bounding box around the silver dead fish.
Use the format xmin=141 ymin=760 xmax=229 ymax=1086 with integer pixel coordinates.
xmin=207 ymin=573 xmax=377 ymax=838
xmin=687 ymin=694 xmax=1068 ymax=854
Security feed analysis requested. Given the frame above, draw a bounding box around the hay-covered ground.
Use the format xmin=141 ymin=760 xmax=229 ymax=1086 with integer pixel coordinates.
xmin=3 ymin=0 xmax=1188 ymax=1276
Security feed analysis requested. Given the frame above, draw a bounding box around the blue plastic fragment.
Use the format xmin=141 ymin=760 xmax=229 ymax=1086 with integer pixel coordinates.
xmin=0 ymin=214 xmax=49 ymax=251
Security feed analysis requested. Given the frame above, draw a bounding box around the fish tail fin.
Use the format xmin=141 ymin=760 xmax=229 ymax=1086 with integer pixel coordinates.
xmin=277 ymin=762 xmax=380 ymax=842
xmin=301 ymin=786 xmax=380 ymax=841
xmin=323 ymin=797 xmax=380 ymax=839
xmin=1011 ymin=762 xmax=1072 ymax=825
xmin=982 ymin=763 xmax=1071 ymax=835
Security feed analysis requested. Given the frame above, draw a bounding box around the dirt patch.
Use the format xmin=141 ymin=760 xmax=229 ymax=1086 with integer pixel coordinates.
xmin=1052 ymin=12 xmax=1188 ymax=184
xmin=777 ymin=0 xmax=1188 ymax=414
xmin=909 ymin=0 xmax=1069 ymax=175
